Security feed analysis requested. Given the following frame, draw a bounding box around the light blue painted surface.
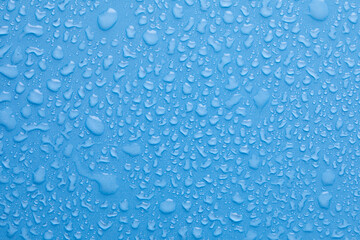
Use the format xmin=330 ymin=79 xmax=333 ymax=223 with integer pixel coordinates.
xmin=0 ymin=0 xmax=358 ymax=239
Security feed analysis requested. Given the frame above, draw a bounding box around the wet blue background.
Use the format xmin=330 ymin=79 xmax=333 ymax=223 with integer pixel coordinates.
xmin=0 ymin=0 xmax=358 ymax=239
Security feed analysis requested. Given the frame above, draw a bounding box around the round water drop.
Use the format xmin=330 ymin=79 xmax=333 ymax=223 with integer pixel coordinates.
xmin=60 ymin=61 xmax=75 ymax=76
xmin=143 ymin=30 xmax=159 ymax=46
xmin=27 ymin=89 xmax=44 ymax=105
xmin=348 ymin=12 xmax=358 ymax=24
xmin=318 ymin=191 xmax=332 ymax=209
xmin=120 ymin=199 xmax=129 ymax=211
xmin=122 ymin=142 xmax=142 ymax=156
xmin=0 ymin=107 xmax=16 ymax=131
xmin=223 ymin=11 xmax=234 ymax=24
xmin=159 ymin=199 xmax=176 ymax=214
xmin=183 ymin=83 xmax=192 ymax=94
xmin=47 ymin=79 xmax=61 ymax=92
xmin=246 ymin=230 xmax=258 ymax=240
xmin=64 ymin=144 xmax=73 ymax=157
xmin=0 ymin=26 xmax=9 ymax=36
xmin=126 ymin=25 xmax=136 ymax=39
xmin=249 ymin=154 xmax=260 ymax=169
xmin=225 ymin=94 xmax=242 ymax=108
xmin=52 ymin=46 xmax=64 ymax=60
xmin=229 ymin=212 xmax=242 ymax=222
xmin=94 ymin=173 xmax=119 ymax=195
xmin=261 ymin=5 xmax=273 ymax=17
xmin=163 ymin=72 xmax=175 ymax=82
xmin=103 ymin=55 xmax=113 ymax=70
xmin=321 ymin=169 xmax=335 ymax=186
xmin=185 ymin=0 xmax=194 ymax=6
xmin=173 ymin=4 xmax=184 ymax=18
xmin=12 ymin=46 xmax=23 ymax=64
xmin=98 ymin=8 xmax=118 ymax=30
xmin=193 ymin=227 xmax=203 ymax=239
xmin=253 ymin=88 xmax=270 ymax=108
xmin=309 ymin=0 xmax=328 ymax=21
xmin=196 ymin=104 xmax=208 ymax=116
xmin=0 ymin=64 xmax=18 ymax=79
xmin=85 ymin=115 xmax=105 ymax=136
xmin=33 ymin=166 xmax=46 ymax=184
xmin=43 ymin=230 xmax=53 ymax=240
xmin=201 ymin=68 xmax=213 ymax=78
xmin=21 ymin=105 xmax=31 ymax=119
xmin=220 ymin=0 xmax=232 ymax=7
xmin=89 ymin=94 xmax=98 ymax=107
xmin=232 ymin=192 xmax=244 ymax=204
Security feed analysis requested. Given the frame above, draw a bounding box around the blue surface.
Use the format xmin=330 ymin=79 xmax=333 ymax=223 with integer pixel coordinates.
xmin=0 ymin=0 xmax=358 ymax=239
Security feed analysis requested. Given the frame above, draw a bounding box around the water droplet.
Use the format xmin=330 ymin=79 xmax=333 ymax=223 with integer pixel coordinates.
xmin=143 ymin=30 xmax=159 ymax=46
xmin=98 ymin=8 xmax=118 ymax=31
xmin=27 ymin=89 xmax=44 ymax=105
xmin=85 ymin=115 xmax=105 ymax=136
xmin=159 ymin=199 xmax=176 ymax=214
xmin=309 ymin=0 xmax=328 ymax=21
